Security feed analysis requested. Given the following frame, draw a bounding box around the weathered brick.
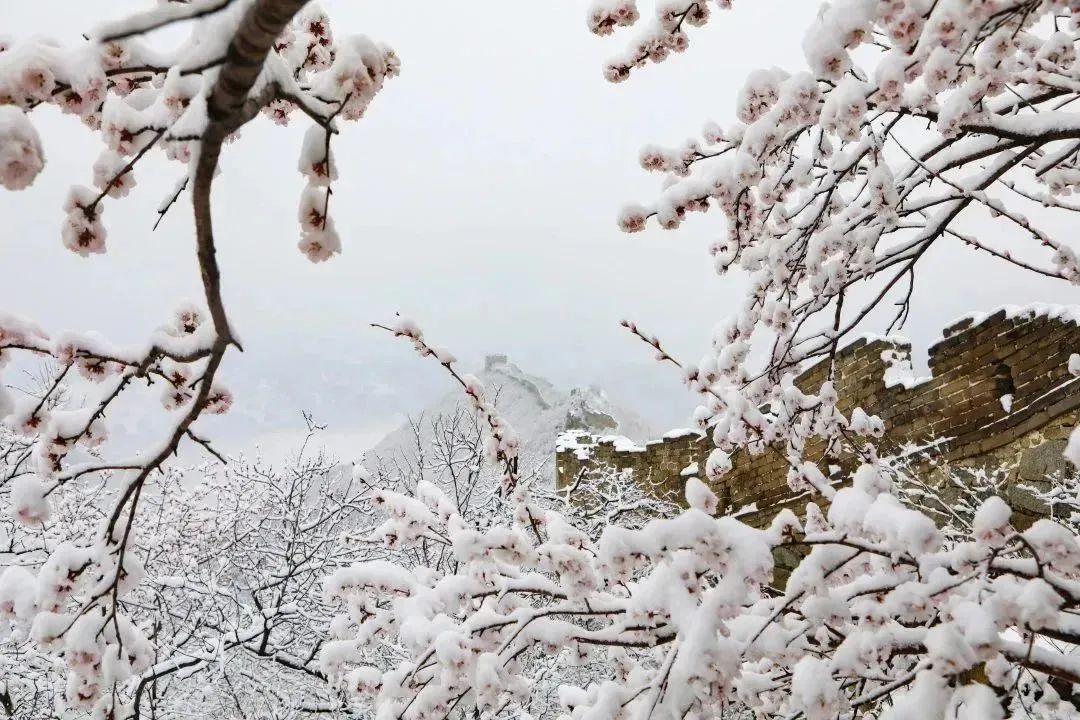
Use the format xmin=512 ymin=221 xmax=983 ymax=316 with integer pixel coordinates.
xmin=558 ymin=312 xmax=1080 ymax=528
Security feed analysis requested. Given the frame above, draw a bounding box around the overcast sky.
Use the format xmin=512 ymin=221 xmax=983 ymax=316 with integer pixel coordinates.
xmin=2 ymin=1 xmax=1077 ymax=460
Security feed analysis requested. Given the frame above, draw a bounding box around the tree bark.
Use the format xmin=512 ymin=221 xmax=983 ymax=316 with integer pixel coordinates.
xmin=195 ymin=0 xmax=311 ymax=343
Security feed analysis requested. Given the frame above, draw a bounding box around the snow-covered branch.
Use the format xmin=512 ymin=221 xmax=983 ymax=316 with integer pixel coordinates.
xmin=0 ymin=2 xmax=398 ymax=715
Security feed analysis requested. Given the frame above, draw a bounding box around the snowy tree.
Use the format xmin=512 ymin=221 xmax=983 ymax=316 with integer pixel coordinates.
xmin=887 ymin=454 xmax=1013 ymax=543
xmin=317 ymin=5 xmax=1080 ymax=720
xmin=0 ymin=2 xmax=397 ymax=716
xmin=1 ymin=406 xmax=383 ymax=717
xmin=4 ymin=1 xmax=1080 ymax=720
xmin=322 ymin=319 xmax=1080 ymax=720
xmin=367 ymin=408 xmax=541 ymax=523
xmin=0 ymin=364 xmax=664 ymax=720
xmin=1023 ymin=466 xmax=1080 ymax=538
xmin=596 ymin=0 xmax=1080 ymax=482
xmin=367 ymin=409 xmax=674 ymax=541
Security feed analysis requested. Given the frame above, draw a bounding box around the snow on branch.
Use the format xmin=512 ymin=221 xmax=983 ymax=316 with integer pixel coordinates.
xmin=312 ymin=5 xmax=1080 ymax=720
xmin=325 ymin=443 xmax=1080 ymax=720
xmin=602 ymin=0 xmax=1080 ymax=400
xmin=0 ymin=1 xmax=398 ymax=716
xmin=593 ymin=0 xmax=1080 ymax=527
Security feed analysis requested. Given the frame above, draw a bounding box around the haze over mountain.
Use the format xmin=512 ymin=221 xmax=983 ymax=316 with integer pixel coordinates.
xmin=365 ymin=355 xmax=655 ymax=476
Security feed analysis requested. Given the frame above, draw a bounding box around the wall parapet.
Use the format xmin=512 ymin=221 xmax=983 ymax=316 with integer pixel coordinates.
xmin=556 ymin=304 xmax=1080 ymax=528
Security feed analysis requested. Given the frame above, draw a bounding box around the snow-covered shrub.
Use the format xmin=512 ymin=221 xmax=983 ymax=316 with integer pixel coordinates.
xmin=1 ymin=411 xmax=381 ymax=718
xmin=886 ymin=455 xmax=1013 ymax=544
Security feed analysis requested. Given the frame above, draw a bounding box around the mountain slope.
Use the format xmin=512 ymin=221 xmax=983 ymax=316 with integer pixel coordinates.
xmin=366 ymin=355 xmax=654 ymax=474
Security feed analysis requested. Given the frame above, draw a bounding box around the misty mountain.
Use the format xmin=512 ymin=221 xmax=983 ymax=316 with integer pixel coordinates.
xmin=365 ymin=354 xmax=655 ymax=474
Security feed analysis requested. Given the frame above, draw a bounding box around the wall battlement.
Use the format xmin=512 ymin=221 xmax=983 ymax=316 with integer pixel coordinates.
xmin=556 ymin=305 xmax=1080 ymax=528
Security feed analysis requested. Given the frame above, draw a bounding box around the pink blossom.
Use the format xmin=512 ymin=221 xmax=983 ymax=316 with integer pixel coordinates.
xmin=0 ymin=106 xmax=45 ymax=190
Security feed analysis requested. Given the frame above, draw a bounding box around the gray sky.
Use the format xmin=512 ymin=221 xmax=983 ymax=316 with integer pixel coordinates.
xmin=2 ymin=1 xmax=1077 ymax=460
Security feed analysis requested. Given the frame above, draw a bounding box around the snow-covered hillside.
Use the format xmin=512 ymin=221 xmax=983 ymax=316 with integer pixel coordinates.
xmin=366 ymin=355 xmax=654 ymax=475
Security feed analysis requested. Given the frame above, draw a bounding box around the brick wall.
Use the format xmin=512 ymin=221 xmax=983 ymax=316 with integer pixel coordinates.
xmin=556 ymin=307 xmax=1080 ymax=529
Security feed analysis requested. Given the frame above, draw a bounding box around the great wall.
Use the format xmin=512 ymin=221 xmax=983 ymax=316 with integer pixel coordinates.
xmin=556 ymin=305 xmax=1080 ymax=530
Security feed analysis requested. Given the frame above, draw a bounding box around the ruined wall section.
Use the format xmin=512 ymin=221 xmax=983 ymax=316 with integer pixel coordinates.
xmin=556 ymin=307 xmax=1080 ymax=528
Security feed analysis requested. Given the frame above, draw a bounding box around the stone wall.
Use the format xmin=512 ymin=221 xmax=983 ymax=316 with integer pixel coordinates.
xmin=556 ymin=306 xmax=1080 ymax=529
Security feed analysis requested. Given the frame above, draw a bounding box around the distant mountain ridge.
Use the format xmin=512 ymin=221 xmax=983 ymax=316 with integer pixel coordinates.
xmin=366 ymin=355 xmax=654 ymax=473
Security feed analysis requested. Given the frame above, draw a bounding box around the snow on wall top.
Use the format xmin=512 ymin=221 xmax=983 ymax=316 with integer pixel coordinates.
xmin=942 ymin=303 xmax=1080 ymax=341
xmin=558 ymin=307 xmax=1080 ymax=527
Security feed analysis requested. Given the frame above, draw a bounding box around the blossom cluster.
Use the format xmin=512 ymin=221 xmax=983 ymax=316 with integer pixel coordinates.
xmin=326 ymin=454 xmax=1080 ymax=720
xmin=0 ymin=2 xmax=404 ymax=714
xmin=601 ymin=0 xmax=1080 ymax=501
xmin=0 ymin=301 xmax=240 ymax=716
xmin=589 ymin=1 xmax=724 ymax=82
xmin=0 ymin=2 xmax=397 ymax=261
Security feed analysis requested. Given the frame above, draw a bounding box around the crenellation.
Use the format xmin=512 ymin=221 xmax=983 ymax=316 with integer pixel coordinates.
xmin=557 ymin=307 xmax=1080 ymax=529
